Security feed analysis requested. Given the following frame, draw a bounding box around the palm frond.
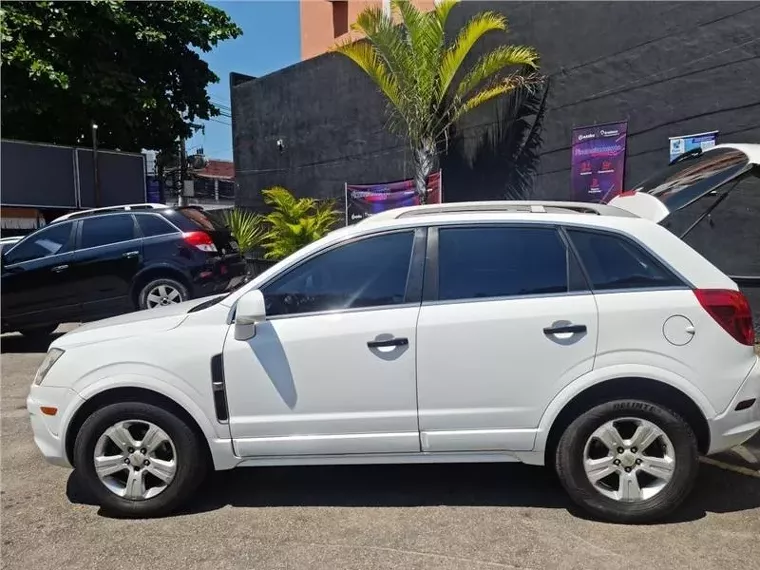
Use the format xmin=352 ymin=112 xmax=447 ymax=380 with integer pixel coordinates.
xmin=334 ymin=40 xmax=403 ymax=110
xmin=451 ymin=72 xmax=541 ymax=124
xmin=223 ymin=208 xmax=264 ymax=254
xmin=455 ymin=45 xmax=539 ymax=100
xmin=438 ymin=11 xmax=507 ymax=99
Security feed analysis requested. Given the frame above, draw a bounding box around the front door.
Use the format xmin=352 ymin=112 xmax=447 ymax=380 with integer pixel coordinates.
xmin=1 ymin=221 xmax=81 ymax=330
xmin=223 ymin=229 xmax=425 ymax=457
xmin=416 ymin=225 xmax=599 ymax=452
xmin=71 ymin=213 xmax=143 ymax=319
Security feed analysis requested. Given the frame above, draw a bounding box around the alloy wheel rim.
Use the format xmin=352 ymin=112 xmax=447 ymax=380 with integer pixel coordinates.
xmin=146 ymin=284 xmax=181 ymax=308
xmin=93 ymin=420 xmax=177 ymax=500
xmin=582 ymin=417 xmax=676 ymax=503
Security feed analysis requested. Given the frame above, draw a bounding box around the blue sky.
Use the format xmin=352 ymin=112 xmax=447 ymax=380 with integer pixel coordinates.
xmin=186 ymin=1 xmax=301 ymax=161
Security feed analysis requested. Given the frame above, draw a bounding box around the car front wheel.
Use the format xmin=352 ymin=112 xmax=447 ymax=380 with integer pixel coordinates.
xmin=555 ymin=399 xmax=699 ymax=523
xmin=74 ymin=402 xmax=207 ymax=517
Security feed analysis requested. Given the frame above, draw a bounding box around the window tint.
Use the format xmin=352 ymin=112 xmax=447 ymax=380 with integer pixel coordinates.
xmin=262 ymin=231 xmax=414 ymax=316
xmin=80 ymin=215 xmax=136 ymax=249
xmin=3 ymin=223 xmax=73 ymax=264
xmin=437 ymin=226 xmax=573 ymax=301
xmin=568 ymin=230 xmax=682 ymax=290
xmin=137 ymin=214 xmax=177 ymax=237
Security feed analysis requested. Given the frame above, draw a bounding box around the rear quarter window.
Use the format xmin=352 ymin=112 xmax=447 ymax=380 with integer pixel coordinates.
xmin=568 ymin=229 xmax=684 ymax=291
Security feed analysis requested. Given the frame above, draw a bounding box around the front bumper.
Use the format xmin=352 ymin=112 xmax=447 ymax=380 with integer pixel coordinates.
xmin=707 ymin=356 xmax=760 ymax=455
xmin=27 ymin=384 xmax=84 ymax=468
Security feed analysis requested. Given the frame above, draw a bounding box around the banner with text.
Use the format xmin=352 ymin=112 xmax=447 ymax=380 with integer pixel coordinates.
xmin=669 ymin=131 xmax=718 ymax=162
xmin=571 ymin=122 xmax=628 ymax=203
xmin=345 ymin=171 xmax=442 ymax=225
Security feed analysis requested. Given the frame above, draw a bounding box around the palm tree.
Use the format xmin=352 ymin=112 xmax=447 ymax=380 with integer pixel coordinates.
xmin=260 ymin=187 xmax=341 ymax=260
xmin=334 ymin=0 xmax=540 ymax=203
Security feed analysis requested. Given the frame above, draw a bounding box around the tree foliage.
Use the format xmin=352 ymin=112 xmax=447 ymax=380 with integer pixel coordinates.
xmin=0 ymin=0 xmax=241 ymax=152
xmin=334 ymin=0 xmax=540 ymax=202
xmin=224 ymin=208 xmax=265 ymax=256
xmin=260 ymin=187 xmax=341 ymax=261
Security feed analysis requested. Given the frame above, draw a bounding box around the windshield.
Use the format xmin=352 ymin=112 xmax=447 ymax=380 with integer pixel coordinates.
xmin=631 ymin=148 xmax=751 ymax=212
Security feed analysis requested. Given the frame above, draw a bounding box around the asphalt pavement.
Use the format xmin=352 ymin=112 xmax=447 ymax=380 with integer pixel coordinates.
xmin=2 ymin=329 xmax=759 ymax=570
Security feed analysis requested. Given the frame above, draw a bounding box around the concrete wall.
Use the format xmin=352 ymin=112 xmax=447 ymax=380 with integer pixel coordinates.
xmin=232 ymin=1 xmax=760 ymax=319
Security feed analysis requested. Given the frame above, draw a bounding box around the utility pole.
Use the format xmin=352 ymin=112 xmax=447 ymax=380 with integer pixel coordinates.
xmin=178 ymin=135 xmax=188 ymax=207
xmin=91 ymin=122 xmax=100 ymax=207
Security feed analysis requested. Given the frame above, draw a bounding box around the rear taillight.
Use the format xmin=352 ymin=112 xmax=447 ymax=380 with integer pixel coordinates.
xmin=183 ymin=231 xmax=217 ymax=253
xmin=694 ymin=289 xmax=755 ymax=346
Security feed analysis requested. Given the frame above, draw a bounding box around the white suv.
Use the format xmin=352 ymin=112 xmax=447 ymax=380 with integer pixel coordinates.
xmin=27 ymin=145 xmax=760 ymax=522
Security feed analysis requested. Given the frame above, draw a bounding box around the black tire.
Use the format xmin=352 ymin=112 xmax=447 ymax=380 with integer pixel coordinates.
xmin=73 ymin=401 xmax=207 ymax=518
xmin=137 ymin=277 xmax=189 ymax=310
xmin=555 ymin=399 xmax=699 ymax=524
xmin=18 ymin=323 xmax=58 ymax=338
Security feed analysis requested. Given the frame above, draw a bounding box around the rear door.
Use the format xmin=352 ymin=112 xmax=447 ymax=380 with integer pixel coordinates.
xmin=70 ymin=214 xmax=143 ymax=318
xmin=415 ymin=224 xmax=598 ymax=452
xmin=609 ymin=146 xmax=753 ymax=222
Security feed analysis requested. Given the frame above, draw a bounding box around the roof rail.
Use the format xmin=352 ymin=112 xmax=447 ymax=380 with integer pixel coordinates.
xmin=360 ymin=200 xmax=636 ymax=223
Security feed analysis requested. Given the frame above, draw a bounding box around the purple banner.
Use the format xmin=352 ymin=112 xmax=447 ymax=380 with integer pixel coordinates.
xmin=571 ymin=122 xmax=628 ymax=203
xmin=345 ymin=171 xmax=442 ymax=225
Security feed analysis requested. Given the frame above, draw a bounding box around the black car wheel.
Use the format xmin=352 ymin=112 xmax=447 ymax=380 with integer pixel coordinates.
xmin=138 ymin=278 xmax=189 ymax=310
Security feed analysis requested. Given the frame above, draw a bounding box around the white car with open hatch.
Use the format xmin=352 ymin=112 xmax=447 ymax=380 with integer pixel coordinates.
xmin=27 ymin=144 xmax=760 ymax=523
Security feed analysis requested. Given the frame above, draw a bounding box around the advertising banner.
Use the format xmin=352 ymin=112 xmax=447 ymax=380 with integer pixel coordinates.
xmin=345 ymin=171 xmax=442 ymax=225
xmin=669 ymin=130 xmax=718 ymax=162
xmin=571 ymin=122 xmax=628 ymax=203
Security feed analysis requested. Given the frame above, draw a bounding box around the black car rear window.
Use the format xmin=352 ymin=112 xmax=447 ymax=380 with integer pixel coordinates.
xmin=161 ymin=208 xmax=227 ymax=232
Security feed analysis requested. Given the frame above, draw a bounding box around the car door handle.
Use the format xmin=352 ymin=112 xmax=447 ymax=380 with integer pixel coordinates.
xmin=122 ymin=251 xmax=139 ymax=259
xmin=367 ymin=337 xmax=409 ymax=348
xmin=51 ymin=264 xmax=69 ymax=273
xmin=543 ymin=324 xmax=587 ymax=335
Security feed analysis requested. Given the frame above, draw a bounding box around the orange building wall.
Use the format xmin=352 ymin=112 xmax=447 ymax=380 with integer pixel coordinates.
xmin=300 ymin=0 xmax=436 ymax=61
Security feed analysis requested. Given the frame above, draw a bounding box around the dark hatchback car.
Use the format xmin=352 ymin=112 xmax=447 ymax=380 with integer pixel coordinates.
xmin=1 ymin=207 xmax=245 ymax=337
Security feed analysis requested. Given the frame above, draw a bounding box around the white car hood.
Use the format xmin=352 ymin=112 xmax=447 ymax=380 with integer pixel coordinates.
xmin=52 ymin=295 xmax=223 ymax=349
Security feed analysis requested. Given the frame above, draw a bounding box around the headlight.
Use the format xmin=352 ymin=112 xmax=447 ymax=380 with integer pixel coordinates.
xmin=34 ymin=348 xmax=65 ymax=385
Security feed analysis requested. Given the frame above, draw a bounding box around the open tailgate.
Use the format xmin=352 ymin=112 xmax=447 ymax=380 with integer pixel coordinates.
xmin=609 ymin=146 xmax=754 ymax=222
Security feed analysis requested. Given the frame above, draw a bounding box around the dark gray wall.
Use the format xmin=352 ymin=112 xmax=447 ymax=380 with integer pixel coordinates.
xmin=1 ymin=140 xmax=146 ymax=209
xmin=231 ymin=1 xmax=760 ymax=317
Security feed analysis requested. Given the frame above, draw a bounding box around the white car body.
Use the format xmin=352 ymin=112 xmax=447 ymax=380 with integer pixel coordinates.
xmin=26 ymin=143 xmax=760 ymax=520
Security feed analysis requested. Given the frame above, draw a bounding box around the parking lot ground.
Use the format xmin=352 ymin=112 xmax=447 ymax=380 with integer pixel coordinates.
xmin=2 ymin=331 xmax=760 ymax=570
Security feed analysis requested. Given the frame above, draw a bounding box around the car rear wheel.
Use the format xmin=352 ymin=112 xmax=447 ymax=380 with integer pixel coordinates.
xmin=138 ymin=278 xmax=189 ymax=310
xmin=555 ymin=400 xmax=698 ymax=523
xmin=74 ymin=402 xmax=207 ymax=517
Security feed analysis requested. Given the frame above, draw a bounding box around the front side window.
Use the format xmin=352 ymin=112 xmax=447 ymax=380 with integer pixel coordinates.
xmin=568 ymin=229 xmax=682 ymax=291
xmin=80 ymin=214 xmax=136 ymax=249
xmin=3 ymin=223 xmax=74 ymax=264
xmin=437 ymin=226 xmax=573 ymax=301
xmin=262 ymin=231 xmax=415 ymax=316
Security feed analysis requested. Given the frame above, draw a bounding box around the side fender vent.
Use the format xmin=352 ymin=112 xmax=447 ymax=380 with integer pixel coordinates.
xmin=210 ymin=353 xmax=229 ymax=422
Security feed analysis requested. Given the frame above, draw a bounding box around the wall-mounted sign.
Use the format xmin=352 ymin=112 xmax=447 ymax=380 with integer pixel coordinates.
xmin=669 ymin=130 xmax=718 ymax=162
xmin=571 ymin=122 xmax=628 ymax=203
xmin=345 ymin=171 xmax=442 ymax=225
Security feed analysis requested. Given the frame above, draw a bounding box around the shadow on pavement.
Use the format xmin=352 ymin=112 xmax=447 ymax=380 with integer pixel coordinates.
xmin=66 ymin=460 xmax=760 ymax=523
xmin=0 ymin=332 xmax=64 ymax=354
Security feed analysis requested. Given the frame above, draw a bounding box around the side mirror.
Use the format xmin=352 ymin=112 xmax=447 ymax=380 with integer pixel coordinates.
xmin=234 ymin=289 xmax=266 ymax=341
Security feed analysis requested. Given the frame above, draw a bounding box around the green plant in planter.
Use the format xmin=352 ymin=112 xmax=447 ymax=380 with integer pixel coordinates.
xmin=261 ymin=187 xmax=341 ymax=260
xmin=223 ymin=208 xmax=265 ymax=255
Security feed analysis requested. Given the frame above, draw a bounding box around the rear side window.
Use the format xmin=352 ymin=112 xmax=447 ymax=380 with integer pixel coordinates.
xmin=80 ymin=215 xmax=136 ymax=249
xmin=137 ymin=214 xmax=177 ymax=237
xmin=568 ymin=229 xmax=683 ymax=291
xmin=436 ymin=226 xmax=581 ymax=301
